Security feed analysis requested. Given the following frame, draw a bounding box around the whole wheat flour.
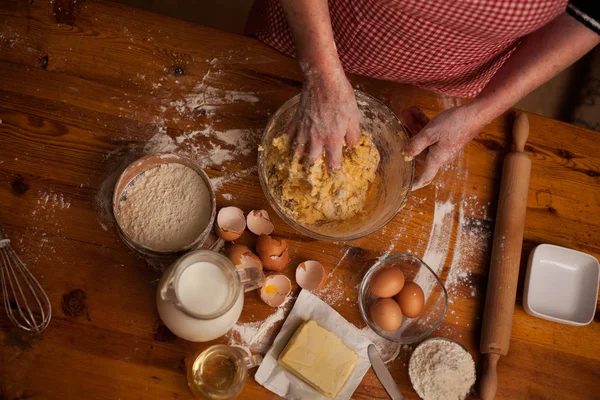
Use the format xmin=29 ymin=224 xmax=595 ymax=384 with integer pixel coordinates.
xmin=118 ymin=163 xmax=211 ymax=252
xmin=409 ymin=339 xmax=475 ymax=400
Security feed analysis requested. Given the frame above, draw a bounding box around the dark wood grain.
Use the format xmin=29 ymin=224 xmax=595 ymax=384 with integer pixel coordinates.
xmin=1 ymin=1 xmax=599 ymax=399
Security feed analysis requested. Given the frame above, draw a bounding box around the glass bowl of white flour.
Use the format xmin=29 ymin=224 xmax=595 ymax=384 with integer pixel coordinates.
xmin=113 ymin=153 xmax=216 ymax=258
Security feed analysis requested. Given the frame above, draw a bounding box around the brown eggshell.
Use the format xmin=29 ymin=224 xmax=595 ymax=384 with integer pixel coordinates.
xmin=261 ymin=248 xmax=289 ymax=271
xmin=296 ymin=261 xmax=325 ymax=290
xmin=227 ymin=244 xmax=263 ymax=270
xmin=260 ymin=274 xmax=291 ymax=307
xmin=227 ymin=244 xmax=251 ymax=264
xmin=242 ymin=252 xmax=263 ymax=270
xmin=395 ymin=281 xmax=424 ymax=318
xmin=215 ymin=207 xmax=246 ymax=241
xmin=369 ymin=267 xmax=405 ymax=298
xmin=370 ymin=298 xmax=403 ymax=332
xmin=216 ymin=226 xmax=243 ymax=241
xmin=256 ymin=235 xmax=288 ymax=257
xmin=246 ymin=209 xmax=274 ymax=236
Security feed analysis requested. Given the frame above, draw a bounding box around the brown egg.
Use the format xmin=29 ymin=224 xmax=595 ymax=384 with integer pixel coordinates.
xmin=227 ymin=244 xmax=263 ymax=270
xmin=261 ymin=248 xmax=289 ymax=271
xmin=395 ymin=281 xmax=424 ymax=318
xmin=256 ymin=235 xmax=289 ymax=271
xmin=256 ymin=235 xmax=288 ymax=257
xmin=369 ymin=267 xmax=405 ymax=298
xmin=370 ymin=298 xmax=403 ymax=332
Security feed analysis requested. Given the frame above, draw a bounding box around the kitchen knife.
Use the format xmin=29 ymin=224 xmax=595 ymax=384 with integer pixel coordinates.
xmin=368 ymin=344 xmax=405 ymax=400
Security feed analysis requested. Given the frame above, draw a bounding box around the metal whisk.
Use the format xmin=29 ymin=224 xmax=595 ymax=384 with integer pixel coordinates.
xmin=0 ymin=223 xmax=51 ymax=333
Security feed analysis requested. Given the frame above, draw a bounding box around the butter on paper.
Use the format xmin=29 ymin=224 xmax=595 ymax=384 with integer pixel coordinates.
xmin=255 ymin=290 xmax=372 ymax=400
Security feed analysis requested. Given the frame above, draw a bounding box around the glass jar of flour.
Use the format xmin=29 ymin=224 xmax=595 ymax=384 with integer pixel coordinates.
xmin=157 ymin=250 xmax=265 ymax=342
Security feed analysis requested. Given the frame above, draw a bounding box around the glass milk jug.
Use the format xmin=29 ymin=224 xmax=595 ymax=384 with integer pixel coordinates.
xmin=157 ymin=250 xmax=265 ymax=342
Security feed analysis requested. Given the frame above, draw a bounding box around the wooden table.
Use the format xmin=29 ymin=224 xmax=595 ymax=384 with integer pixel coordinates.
xmin=1 ymin=1 xmax=599 ymax=399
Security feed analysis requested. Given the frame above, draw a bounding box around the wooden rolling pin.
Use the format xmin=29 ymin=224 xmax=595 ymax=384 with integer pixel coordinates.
xmin=480 ymin=112 xmax=531 ymax=400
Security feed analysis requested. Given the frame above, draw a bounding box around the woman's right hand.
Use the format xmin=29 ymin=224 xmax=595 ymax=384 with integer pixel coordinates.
xmin=288 ymin=68 xmax=361 ymax=170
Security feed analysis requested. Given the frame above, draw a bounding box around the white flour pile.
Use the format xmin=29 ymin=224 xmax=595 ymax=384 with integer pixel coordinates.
xmin=227 ymin=297 xmax=294 ymax=354
xmin=118 ymin=163 xmax=212 ymax=252
xmin=409 ymin=339 xmax=475 ymax=400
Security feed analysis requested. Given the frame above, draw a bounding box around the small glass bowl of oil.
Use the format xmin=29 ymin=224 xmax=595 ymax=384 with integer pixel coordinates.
xmin=187 ymin=345 xmax=262 ymax=400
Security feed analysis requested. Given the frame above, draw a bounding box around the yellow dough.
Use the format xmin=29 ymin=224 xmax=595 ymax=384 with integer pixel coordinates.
xmin=266 ymin=133 xmax=380 ymax=225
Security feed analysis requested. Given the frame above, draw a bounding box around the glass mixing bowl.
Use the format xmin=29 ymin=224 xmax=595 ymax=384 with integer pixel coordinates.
xmin=359 ymin=254 xmax=448 ymax=344
xmin=258 ymin=90 xmax=414 ymax=241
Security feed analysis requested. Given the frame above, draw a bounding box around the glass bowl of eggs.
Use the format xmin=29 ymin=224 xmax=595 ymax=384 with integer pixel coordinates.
xmin=358 ymin=254 xmax=448 ymax=344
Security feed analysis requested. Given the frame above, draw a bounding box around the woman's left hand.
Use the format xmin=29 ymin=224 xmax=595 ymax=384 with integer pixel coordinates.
xmin=400 ymin=105 xmax=484 ymax=190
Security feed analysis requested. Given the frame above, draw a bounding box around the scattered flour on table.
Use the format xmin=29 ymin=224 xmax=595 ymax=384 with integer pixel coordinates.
xmin=227 ymin=297 xmax=294 ymax=355
xmin=95 ymin=55 xmax=265 ymax=234
xmin=34 ymin=189 xmax=72 ymax=212
xmin=118 ymin=163 xmax=212 ymax=252
xmin=416 ymin=198 xmax=455 ymax=299
xmin=10 ymin=187 xmax=75 ymax=272
xmin=142 ymin=125 xmax=259 ymax=170
xmin=170 ymin=70 xmax=259 ymax=118
xmin=314 ymin=275 xmax=346 ymax=305
xmin=409 ymin=339 xmax=475 ymax=400
xmin=447 ymin=194 xmax=492 ymax=300
xmin=139 ymin=123 xmax=260 ymax=192
xmin=313 ymin=247 xmax=353 ymax=305
xmin=376 ymin=226 xmax=409 ymax=264
xmin=360 ymin=326 xmax=401 ymax=363
xmin=209 ymin=165 xmax=258 ymax=191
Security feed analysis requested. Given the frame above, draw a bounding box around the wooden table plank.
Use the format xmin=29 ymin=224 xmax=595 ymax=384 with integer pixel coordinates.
xmin=1 ymin=1 xmax=599 ymax=399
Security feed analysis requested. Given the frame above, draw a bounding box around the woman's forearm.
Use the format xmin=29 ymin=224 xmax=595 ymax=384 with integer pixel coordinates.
xmin=280 ymin=1 xmax=360 ymax=167
xmin=468 ymin=13 xmax=599 ymax=125
xmin=280 ymin=0 xmax=343 ymax=77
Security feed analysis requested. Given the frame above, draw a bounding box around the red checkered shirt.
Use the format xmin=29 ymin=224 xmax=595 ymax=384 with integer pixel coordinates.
xmin=247 ymin=0 xmax=568 ymax=98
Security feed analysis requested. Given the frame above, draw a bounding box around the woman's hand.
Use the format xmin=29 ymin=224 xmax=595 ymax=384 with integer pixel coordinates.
xmin=289 ymin=69 xmax=361 ymax=169
xmin=401 ymin=105 xmax=483 ymax=190
xmin=278 ymin=0 xmax=361 ymax=169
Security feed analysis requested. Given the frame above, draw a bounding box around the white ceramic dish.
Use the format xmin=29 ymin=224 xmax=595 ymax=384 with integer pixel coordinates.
xmin=524 ymin=244 xmax=599 ymax=326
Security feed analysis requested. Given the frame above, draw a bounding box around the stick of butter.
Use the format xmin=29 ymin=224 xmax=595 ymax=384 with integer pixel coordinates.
xmin=278 ymin=320 xmax=358 ymax=398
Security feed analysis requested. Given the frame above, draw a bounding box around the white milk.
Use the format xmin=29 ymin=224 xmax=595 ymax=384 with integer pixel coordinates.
xmin=177 ymin=262 xmax=230 ymax=315
xmin=157 ymin=259 xmax=243 ymax=342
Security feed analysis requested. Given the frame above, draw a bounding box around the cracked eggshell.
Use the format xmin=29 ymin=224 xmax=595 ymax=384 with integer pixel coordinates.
xmin=215 ymin=207 xmax=246 ymax=241
xmin=227 ymin=244 xmax=251 ymax=264
xmin=227 ymin=244 xmax=263 ymax=270
xmin=256 ymin=235 xmax=288 ymax=256
xmin=260 ymin=274 xmax=292 ymax=307
xmin=261 ymin=248 xmax=289 ymax=271
xmin=296 ymin=260 xmax=325 ymax=290
xmin=246 ymin=209 xmax=274 ymax=236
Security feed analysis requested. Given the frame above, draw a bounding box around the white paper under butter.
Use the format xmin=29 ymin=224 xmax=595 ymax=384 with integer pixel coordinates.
xmin=255 ymin=290 xmax=372 ymax=400
xmin=279 ymin=320 xmax=358 ymax=397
